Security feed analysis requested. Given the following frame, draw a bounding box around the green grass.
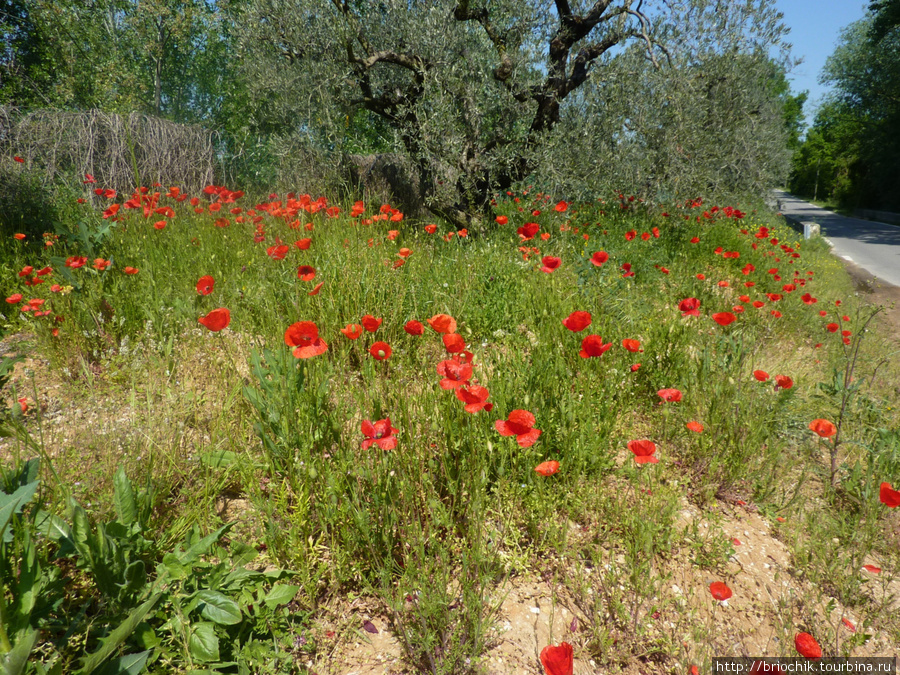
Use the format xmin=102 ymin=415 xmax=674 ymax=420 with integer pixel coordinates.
xmin=2 ymin=187 xmax=900 ymax=673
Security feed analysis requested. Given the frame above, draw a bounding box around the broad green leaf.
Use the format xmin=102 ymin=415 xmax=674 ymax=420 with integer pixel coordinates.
xmin=178 ymin=523 xmax=233 ymax=565
xmin=199 ymin=450 xmax=237 ymax=468
xmin=263 ymin=584 xmax=299 ymax=610
xmin=34 ymin=509 xmax=73 ymax=545
xmin=160 ymin=553 xmax=188 ymax=580
xmin=1 ymin=628 xmax=38 ymax=675
xmin=0 ymin=480 xmax=40 ymax=540
xmin=75 ymin=592 xmax=161 ymax=675
xmin=18 ymin=458 xmax=40 ymax=486
xmin=69 ymin=501 xmax=93 ymax=556
xmin=123 ymin=559 xmax=147 ymax=596
xmin=113 ymin=467 xmax=138 ymax=527
xmin=95 ymin=650 xmax=151 ymax=675
xmin=132 ymin=622 xmax=160 ymax=650
xmin=197 ymin=590 xmax=242 ymax=625
xmin=229 ymin=541 xmax=258 ymax=567
xmin=189 ymin=622 xmax=220 ymax=663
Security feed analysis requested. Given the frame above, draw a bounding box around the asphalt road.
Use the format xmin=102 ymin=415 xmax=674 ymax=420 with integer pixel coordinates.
xmin=774 ymin=190 xmax=900 ymax=288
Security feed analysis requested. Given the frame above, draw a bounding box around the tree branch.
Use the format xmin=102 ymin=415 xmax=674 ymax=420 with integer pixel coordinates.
xmin=554 ymin=0 xmax=573 ymax=19
xmin=351 ymin=50 xmax=429 ymax=77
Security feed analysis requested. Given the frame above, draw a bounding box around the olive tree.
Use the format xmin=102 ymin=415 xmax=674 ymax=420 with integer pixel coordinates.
xmin=230 ymin=0 xmax=793 ymax=224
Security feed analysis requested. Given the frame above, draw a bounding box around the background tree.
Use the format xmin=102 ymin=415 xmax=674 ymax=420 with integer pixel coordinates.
xmin=0 ymin=0 xmax=234 ymax=124
xmin=230 ymin=0 xmax=793 ymax=225
xmin=790 ymin=4 xmax=900 ymax=210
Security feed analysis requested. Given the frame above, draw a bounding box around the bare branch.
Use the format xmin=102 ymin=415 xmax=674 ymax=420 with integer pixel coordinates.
xmin=564 ymin=34 xmax=624 ymax=95
xmin=554 ymin=0 xmax=573 ymax=19
xmin=625 ymin=8 xmax=660 ymax=69
xmin=351 ymin=50 xmax=429 ymax=76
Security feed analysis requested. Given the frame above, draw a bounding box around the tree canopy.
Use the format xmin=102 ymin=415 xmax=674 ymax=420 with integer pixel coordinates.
xmin=2 ymin=0 xmax=799 ymax=218
xmin=790 ymin=2 xmax=900 ymax=210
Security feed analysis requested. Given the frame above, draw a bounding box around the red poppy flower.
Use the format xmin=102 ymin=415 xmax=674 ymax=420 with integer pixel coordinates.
xmin=284 ymin=321 xmax=328 ymax=358
xmin=443 ymin=333 xmax=466 ymax=353
xmin=297 ymin=265 xmax=316 ymax=281
xmin=628 ymin=439 xmax=658 ymax=464
xmin=809 ymin=419 xmax=836 ymax=438
xmin=712 ymin=312 xmax=736 ymax=327
xmin=863 ymin=564 xmax=881 ymax=573
xmin=295 ymin=238 xmax=312 ymax=250
xmin=495 ymin=410 xmax=542 ymax=447
xmin=625 ymin=230 xmax=636 ymax=241
xmin=14 ymin=233 xmax=25 ymax=240
xmin=679 ymin=298 xmax=701 ymax=317
xmin=198 ymin=308 xmax=230 ymax=332
xmin=361 ymin=418 xmax=399 ymax=450
xmin=427 ymin=314 xmax=457 ymax=334
xmin=65 ymin=256 xmax=88 ymax=268
xmin=517 ymin=222 xmax=540 ymax=240
xmin=455 ymin=385 xmax=493 ymax=413
xmin=369 ymin=341 xmax=392 ymax=360
xmin=123 ymin=267 xmax=139 ymax=275
xmin=495 ymin=215 xmax=508 ymax=225
xmin=5 ymin=294 xmax=23 ymax=304
xmin=539 ymin=642 xmax=573 ymax=675
xmin=753 ymin=370 xmax=770 ymax=382
xmin=308 ymin=281 xmax=324 ymax=296
xmin=774 ymin=374 xmax=793 ymax=390
xmin=554 ymin=200 xmax=568 ymax=212
xmin=880 ymin=482 xmax=900 ymax=507
xmin=801 ymin=293 xmax=817 ymax=304
xmin=579 ymin=335 xmax=612 ymax=358
xmin=425 ymin=224 xmax=437 ymax=234
xmin=535 ymin=460 xmax=560 ymax=476
xmin=589 ymin=251 xmax=609 ymax=266
xmin=341 ymin=323 xmax=363 ymax=340
xmin=361 ymin=315 xmax=383 ymax=332
xmin=14 ymin=155 xmax=24 ymax=163
xmin=658 ymin=388 xmax=682 ymax=403
xmin=686 ymin=421 xmax=704 ymax=433
xmin=621 ymin=339 xmax=642 ymax=353
xmin=196 ymin=275 xmax=215 ymax=295
xmin=826 ymin=323 xmax=839 ymax=333
xmin=541 ymin=256 xmax=562 ymax=273
xmin=709 ymin=581 xmax=732 ymax=601
xmin=437 ymin=359 xmax=473 ymax=389
xmin=842 ymin=618 xmax=856 ymax=633
xmin=267 ymin=244 xmax=290 ymax=260
xmin=562 ymin=311 xmax=592 ymax=332
xmin=794 ymin=633 xmax=822 ymax=659
xmin=630 ymin=363 xmax=641 ymax=372
xmin=401 ymin=320 xmax=423 ymax=335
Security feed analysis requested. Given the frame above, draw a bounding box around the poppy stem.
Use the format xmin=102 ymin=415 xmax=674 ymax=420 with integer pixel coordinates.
xmin=830 ymin=307 xmax=882 ymax=486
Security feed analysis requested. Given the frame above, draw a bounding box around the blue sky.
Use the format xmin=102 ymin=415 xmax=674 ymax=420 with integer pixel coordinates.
xmin=775 ymin=0 xmax=870 ymax=112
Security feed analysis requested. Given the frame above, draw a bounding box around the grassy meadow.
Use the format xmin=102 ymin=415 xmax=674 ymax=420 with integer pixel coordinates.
xmin=1 ymin=179 xmax=900 ymax=674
